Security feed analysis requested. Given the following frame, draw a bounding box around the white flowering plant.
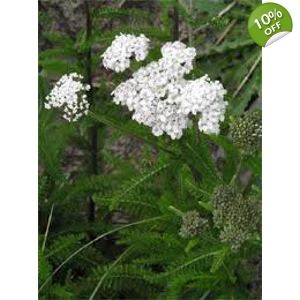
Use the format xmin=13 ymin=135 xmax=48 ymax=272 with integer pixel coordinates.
xmin=111 ymin=41 xmax=227 ymax=139
xmin=45 ymin=73 xmax=90 ymax=122
xmin=102 ymin=33 xmax=150 ymax=72
xmin=39 ymin=1 xmax=262 ymax=299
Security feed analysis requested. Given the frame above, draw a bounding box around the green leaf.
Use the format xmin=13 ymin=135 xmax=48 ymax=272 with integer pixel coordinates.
xmin=210 ymin=248 xmax=228 ymax=273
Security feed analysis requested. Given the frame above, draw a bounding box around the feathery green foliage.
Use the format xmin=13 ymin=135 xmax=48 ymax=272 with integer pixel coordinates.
xmin=39 ymin=0 xmax=262 ymax=299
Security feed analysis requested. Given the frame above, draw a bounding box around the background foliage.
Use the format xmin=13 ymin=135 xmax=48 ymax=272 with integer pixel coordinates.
xmin=38 ymin=0 xmax=262 ymax=299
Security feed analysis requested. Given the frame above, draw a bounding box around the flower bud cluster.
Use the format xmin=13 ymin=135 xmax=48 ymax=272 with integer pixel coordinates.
xmin=229 ymin=110 xmax=262 ymax=155
xmin=179 ymin=210 xmax=209 ymax=239
xmin=45 ymin=73 xmax=90 ymax=122
xmin=101 ymin=33 xmax=150 ymax=73
xmin=211 ymin=185 xmax=261 ymax=251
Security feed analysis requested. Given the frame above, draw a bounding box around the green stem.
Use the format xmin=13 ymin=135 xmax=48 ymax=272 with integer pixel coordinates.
xmin=89 ymin=247 xmax=131 ymax=299
xmin=197 ymin=186 xmax=211 ymax=197
xmin=172 ymin=0 xmax=179 ymax=41
xmin=165 ymin=250 xmax=223 ymax=276
xmin=230 ymin=156 xmax=243 ymax=185
xmin=169 ymin=205 xmax=184 ymax=217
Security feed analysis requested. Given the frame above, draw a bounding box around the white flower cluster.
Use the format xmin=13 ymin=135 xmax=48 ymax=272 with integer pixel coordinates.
xmin=45 ymin=73 xmax=90 ymax=122
xmin=111 ymin=41 xmax=227 ymax=139
xmin=178 ymin=75 xmax=228 ymax=134
xmin=101 ymin=34 xmax=150 ymax=73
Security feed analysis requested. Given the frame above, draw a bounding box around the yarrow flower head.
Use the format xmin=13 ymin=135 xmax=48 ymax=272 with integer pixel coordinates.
xmin=111 ymin=41 xmax=227 ymax=139
xmin=45 ymin=73 xmax=90 ymax=122
xmin=160 ymin=41 xmax=197 ymax=77
xmin=101 ymin=33 xmax=150 ymax=73
xmin=178 ymin=75 xmax=227 ymax=134
xmin=179 ymin=210 xmax=209 ymax=239
xmin=211 ymin=185 xmax=261 ymax=251
xmin=229 ymin=110 xmax=262 ymax=155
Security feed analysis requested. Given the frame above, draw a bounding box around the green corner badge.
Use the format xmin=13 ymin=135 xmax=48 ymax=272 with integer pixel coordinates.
xmin=248 ymin=2 xmax=293 ymax=47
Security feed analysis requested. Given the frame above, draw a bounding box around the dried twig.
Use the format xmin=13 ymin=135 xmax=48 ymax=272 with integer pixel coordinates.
xmin=42 ymin=204 xmax=54 ymax=252
xmin=215 ymin=18 xmax=237 ymax=46
xmin=180 ymin=0 xmax=238 ymax=42
xmin=233 ymin=52 xmax=262 ymax=98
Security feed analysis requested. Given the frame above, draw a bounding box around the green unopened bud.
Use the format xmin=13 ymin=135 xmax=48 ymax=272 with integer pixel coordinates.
xmin=211 ymin=185 xmax=242 ymax=227
xmin=230 ymin=110 xmax=262 ymax=155
xmin=179 ymin=210 xmax=209 ymax=239
xmin=211 ymin=185 xmax=261 ymax=250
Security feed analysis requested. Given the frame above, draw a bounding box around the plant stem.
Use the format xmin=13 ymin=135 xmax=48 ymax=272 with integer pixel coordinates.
xmin=84 ymin=1 xmax=97 ymax=224
xmin=188 ymin=0 xmax=194 ymax=47
xmin=168 ymin=205 xmax=184 ymax=217
xmin=89 ymin=247 xmax=131 ymax=299
xmin=233 ymin=52 xmax=262 ymax=98
xmin=42 ymin=204 xmax=54 ymax=252
xmin=180 ymin=0 xmax=237 ymax=42
xmin=215 ymin=19 xmax=237 ymax=46
xmin=197 ymin=187 xmax=211 ymax=197
xmin=200 ymin=290 xmax=211 ymax=300
xmin=230 ymin=156 xmax=243 ymax=185
xmin=172 ymin=0 xmax=179 ymax=41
